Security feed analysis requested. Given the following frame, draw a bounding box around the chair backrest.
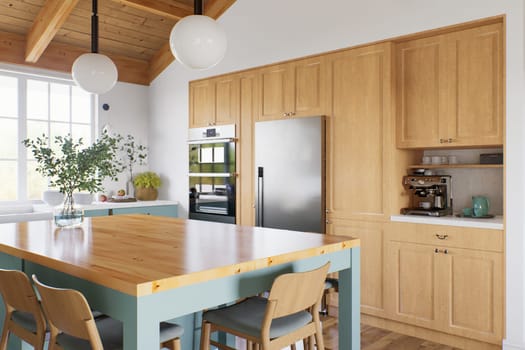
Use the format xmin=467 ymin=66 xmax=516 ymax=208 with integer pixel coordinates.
xmin=32 ymin=275 xmax=103 ymax=348
xmin=267 ymin=262 xmax=330 ymax=319
xmin=0 ymin=269 xmax=43 ymax=316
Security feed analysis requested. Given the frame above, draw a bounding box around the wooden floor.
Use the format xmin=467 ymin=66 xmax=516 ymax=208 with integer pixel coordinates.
xmin=322 ymin=317 xmax=460 ymax=350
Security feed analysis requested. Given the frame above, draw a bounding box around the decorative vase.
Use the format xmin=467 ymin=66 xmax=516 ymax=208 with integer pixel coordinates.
xmin=127 ymin=179 xmax=135 ymax=198
xmin=135 ymin=187 xmax=158 ymax=201
xmin=54 ymin=192 xmax=84 ymax=227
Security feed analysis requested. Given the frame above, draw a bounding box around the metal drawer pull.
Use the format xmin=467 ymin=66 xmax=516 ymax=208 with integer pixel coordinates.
xmin=443 ymin=249 xmax=448 ymax=254
xmin=435 ymin=234 xmax=448 ymax=240
xmin=434 ymin=248 xmax=449 ymax=254
xmin=434 ymin=248 xmax=439 ymax=253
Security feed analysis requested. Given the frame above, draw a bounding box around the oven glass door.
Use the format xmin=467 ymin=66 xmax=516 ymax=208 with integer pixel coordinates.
xmin=189 ymin=141 xmax=235 ymax=175
xmin=189 ymin=175 xmax=235 ymax=217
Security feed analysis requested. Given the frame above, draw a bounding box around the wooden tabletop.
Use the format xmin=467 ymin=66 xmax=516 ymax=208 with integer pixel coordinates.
xmin=0 ymin=215 xmax=359 ymax=296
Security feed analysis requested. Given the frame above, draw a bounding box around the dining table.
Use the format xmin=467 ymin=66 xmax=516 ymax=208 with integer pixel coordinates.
xmin=0 ymin=214 xmax=360 ymax=350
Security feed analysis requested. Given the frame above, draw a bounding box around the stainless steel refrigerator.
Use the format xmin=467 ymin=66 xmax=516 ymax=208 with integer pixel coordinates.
xmin=255 ymin=116 xmax=325 ymax=233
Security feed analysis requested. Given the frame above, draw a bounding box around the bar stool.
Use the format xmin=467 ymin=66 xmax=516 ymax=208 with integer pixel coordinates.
xmin=200 ymin=262 xmax=330 ymax=350
xmin=32 ymin=275 xmax=183 ymax=350
xmin=0 ymin=269 xmax=47 ymax=350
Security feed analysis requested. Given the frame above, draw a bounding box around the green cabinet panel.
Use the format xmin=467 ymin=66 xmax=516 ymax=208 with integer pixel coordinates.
xmin=112 ymin=205 xmax=178 ymax=218
xmin=84 ymin=209 xmax=110 ymax=217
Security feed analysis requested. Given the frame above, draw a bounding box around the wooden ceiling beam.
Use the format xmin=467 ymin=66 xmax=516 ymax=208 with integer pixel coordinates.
xmin=1 ymin=31 xmax=149 ymax=86
xmin=111 ymin=0 xmax=193 ymax=21
xmin=25 ymin=0 xmax=80 ymax=63
xmin=147 ymin=0 xmax=236 ymax=83
xmin=205 ymin=0 xmax=236 ymax=19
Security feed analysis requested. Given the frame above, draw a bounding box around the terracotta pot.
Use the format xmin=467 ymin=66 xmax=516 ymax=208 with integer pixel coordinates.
xmin=135 ymin=187 xmax=158 ymax=201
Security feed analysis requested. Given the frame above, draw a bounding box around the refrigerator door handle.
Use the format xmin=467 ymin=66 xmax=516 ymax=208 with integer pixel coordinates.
xmin=257 ymin=166 xmax=264 ymax=227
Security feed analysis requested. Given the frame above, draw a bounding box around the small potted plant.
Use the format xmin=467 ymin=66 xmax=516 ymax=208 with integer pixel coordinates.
xmin=23 ymin=132 xmax=122 ymax=226
xmin=133 ymin=172 xmax=161 ymax=201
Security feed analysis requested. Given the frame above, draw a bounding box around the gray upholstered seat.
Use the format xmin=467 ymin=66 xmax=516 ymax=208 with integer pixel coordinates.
xmin=11 ymin=311 xmax=40 ymax=334
xmin=204 ymin=297 xmax=312 ymax=339
xmin=53 ymin=317 xmax=184 ymax=350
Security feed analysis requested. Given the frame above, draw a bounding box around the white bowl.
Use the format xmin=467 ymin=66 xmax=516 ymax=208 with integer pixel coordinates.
xmin=42 ymin=190 xmax=64 ymax=207
xmin=73 ymin=192 xmax=94 ymax=205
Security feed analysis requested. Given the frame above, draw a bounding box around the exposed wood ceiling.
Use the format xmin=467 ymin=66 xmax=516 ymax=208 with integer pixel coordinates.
xmin=0 ymin=0 xmax=236 ymax=85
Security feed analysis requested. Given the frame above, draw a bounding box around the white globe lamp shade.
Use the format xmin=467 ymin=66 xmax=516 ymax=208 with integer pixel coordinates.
xmin=169 ymin=15 xmax=227 ymax=70
xmin=72 ymin=53 xmax=118 ymax=94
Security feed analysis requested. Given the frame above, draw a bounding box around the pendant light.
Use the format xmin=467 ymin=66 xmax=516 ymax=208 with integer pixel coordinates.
xmin=72 ymin=0 xmax=117 ymax=94
xmin=169 ymin=0 xmax=227 ymax=70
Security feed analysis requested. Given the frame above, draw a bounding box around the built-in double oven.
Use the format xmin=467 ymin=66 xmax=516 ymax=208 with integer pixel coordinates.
xmin=188 ymin=124 xmax=236 ymax=224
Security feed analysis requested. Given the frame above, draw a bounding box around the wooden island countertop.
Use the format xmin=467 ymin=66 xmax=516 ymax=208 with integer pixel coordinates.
xmin=0 ymin=215 xmax=359 ymax=297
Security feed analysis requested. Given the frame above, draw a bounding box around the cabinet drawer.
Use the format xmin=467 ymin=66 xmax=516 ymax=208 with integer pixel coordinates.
xmin=386 ymin=222 xmax=503 ymax=252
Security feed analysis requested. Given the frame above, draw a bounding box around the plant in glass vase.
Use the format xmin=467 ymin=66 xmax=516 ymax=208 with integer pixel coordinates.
xmin=22 ymin=131 xmax=122 ymax=227
xmin=119 ymin=134 xmax=147 ymax=197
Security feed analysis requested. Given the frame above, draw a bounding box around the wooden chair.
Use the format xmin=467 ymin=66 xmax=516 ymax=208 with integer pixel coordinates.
xmin=0 ymin=269 xmax=47 ymax=350
xmin=200 ymin=262 xmax=331 ymax=350
xmin=32 ymin=275 xmax=183 ymax=350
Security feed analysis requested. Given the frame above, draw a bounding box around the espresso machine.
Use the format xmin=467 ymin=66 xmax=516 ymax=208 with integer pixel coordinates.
xmin=401 ymin=175 xmax=452 ymax=216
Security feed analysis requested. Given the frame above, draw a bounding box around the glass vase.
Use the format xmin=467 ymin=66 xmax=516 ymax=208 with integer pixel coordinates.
xmin=54 ymin=192 xmax=84 ymax=227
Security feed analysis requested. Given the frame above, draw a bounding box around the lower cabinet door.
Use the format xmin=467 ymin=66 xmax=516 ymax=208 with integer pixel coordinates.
xmin=440 ymin=247 xmax=503 ymax=343
xmin=327 ymin=219 xmax=385 ymax=316
xmin=385 ymin=241 xmax=440 ymax=329
xmin=112 ymin=205 xmax=178 ymax=218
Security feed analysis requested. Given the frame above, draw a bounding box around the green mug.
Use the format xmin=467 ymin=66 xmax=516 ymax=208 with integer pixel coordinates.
xmin=462 ymin=207 xmax=472 ymax=216
xmin=472 ymin=196 xmax=490 ymax=217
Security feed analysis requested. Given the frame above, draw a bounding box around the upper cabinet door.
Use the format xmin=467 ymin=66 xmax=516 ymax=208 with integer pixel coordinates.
xmin=256 ymin=57 xmax=328 ymax=121
xmin=396 ymin=22 xmax=503 ymax=149
xmin=396 ymin=35 xmax=446 ymax=148
xmin=215 ymin=75 xmax=240 ymax=126
xmin=325 ymin=43 xmax=391 ymax=221
xmin=189 ymin=76 xmax=240 ymax=128
xmin=447 ymin=23 xmax=503 ymax=147
xmin=189 ymin=80 xmax=215 ymax=128
xmin=257 ymin=63 xmax=293 ymax=121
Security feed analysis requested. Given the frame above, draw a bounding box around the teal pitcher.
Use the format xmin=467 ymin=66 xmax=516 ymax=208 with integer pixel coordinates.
xmin=472 ymin=196 xmax=490 ymax=217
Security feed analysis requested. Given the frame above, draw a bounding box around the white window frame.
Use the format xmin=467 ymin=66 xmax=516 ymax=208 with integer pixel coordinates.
xmin=0 ymin=67 xmax=96 ymax=202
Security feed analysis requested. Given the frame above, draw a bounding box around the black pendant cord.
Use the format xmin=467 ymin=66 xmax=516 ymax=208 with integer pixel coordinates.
xmin=194 ymin=0 xmax=202 ymax=15
xmin=91 ymin=0 xmax=99 ymax=53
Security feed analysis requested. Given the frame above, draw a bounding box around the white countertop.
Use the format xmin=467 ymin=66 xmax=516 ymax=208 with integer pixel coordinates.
xmin=390 ymin=214 xmax=504 ymax=230
xmin=0 ymin=200 xmax=179 ymax=224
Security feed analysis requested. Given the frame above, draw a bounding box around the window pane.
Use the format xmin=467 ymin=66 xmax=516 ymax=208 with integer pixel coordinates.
xmin=0 ymin=118 xmax=17 ymax=159
xmin=50 ymin=83 xmax=70 ymax=122
xmin=72 ymin=86 xmax=91 ymax=123
xmin=0 ymin=76 xmax=18 ymax=118
xmin=27 ymin=161 xmax=47 ymax=200
xmin=0 ymin=161 xmax=17 ymax=200
xmin=26 ymin=120 xmax=49 ymax=159
xmin=27 ymin=80 xmax=48 ymax=120
xmin=71 ymin=124 xmax=91 ymax=144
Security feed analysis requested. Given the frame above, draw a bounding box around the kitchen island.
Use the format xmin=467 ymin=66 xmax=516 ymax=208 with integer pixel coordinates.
xmin=0 ymin=215 xmax=360 ymax=350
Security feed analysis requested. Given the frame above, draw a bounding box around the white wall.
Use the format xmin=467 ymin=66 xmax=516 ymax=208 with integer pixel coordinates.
xmin=148 ymin=1 xmax=525 ymax=348
xmin=98 ymin=82 xmax=150 ymax=196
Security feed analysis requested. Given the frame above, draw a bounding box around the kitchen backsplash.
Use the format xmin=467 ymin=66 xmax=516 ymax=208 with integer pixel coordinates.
xmin=423 ymin=148 xmax=503 ymax=215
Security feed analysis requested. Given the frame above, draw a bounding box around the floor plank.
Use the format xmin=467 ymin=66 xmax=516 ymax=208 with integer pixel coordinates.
xmin=322 ymin=318 xmax=460 ymax=350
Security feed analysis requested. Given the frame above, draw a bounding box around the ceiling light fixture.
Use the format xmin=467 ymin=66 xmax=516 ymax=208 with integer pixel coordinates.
xmin=169 ymin=0 xmax=227 ymax=70
xmin=72 ymin=0 xmax=118 ymax=94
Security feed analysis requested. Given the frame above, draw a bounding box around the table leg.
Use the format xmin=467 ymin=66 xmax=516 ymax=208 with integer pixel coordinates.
xmin=338 ymin=247 xmax=360 ymax=350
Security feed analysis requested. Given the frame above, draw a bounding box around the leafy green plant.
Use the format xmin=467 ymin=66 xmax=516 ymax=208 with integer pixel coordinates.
xmin=133 ymin=171 xmax=161 ymax=189
xmin=120 ymin=134 xmax=147 ymax=181
xmin=22 ymin=132 xmax=123 ymax=213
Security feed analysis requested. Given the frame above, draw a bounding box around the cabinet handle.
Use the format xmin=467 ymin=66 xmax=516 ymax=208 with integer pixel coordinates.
xmin=435 ymin=234 xmax=448 ymax=240
xmin=443 ymin=249 xmax=448 ymax=254
xmin=434 ymin=248 xmax=439 ymax=253
xmin=326 ymin=219 xmax=331 ymax=224
xmin=290 ymin=112 xmax=296 ymax=116
xmin=447 ymin=138 xmax=454 ymax=143
xmin=439 ymin=138 xmax=445 ymax=143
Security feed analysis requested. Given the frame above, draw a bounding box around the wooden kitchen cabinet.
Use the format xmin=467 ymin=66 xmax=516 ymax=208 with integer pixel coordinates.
xmin=256 ymin=56 xmax=328 ymax=121
xmin=396 ymin=22 xmax=503 ymax=148
xmin=189 ymin=75 xmax=240 ymax=128
xmin=326 ymin=219 xmax=386 ymax=317
xmin=385 ymin=222 xmax=504 ymax=344
xmin=325 ymin=43 xmax=395 ymax=222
